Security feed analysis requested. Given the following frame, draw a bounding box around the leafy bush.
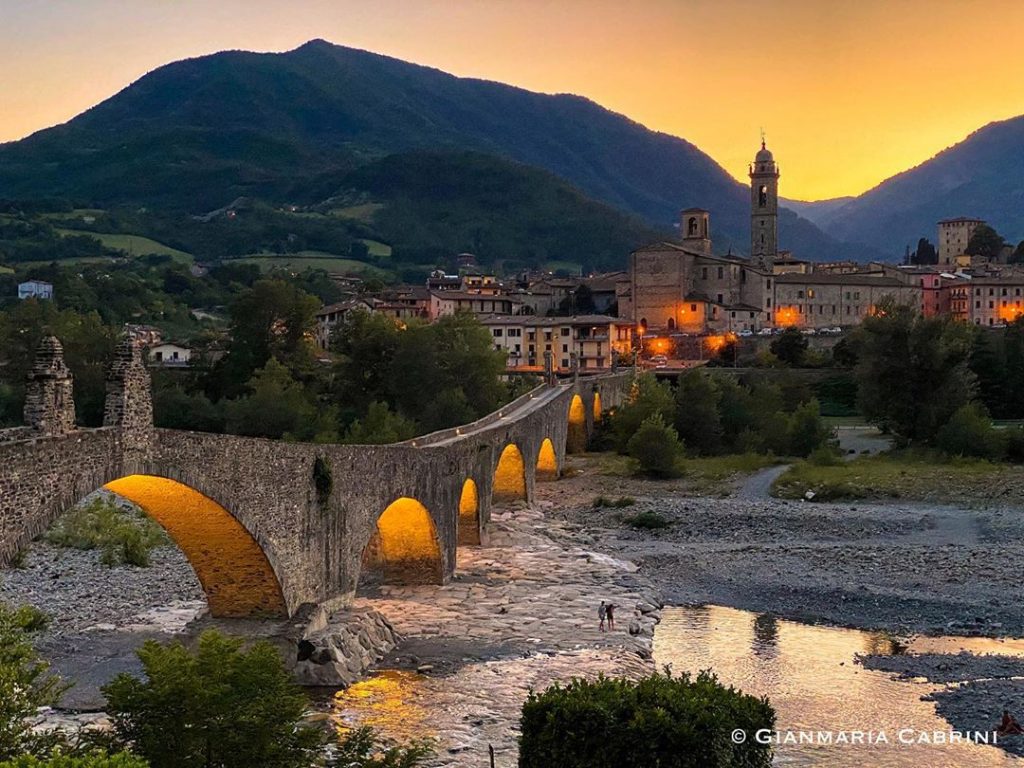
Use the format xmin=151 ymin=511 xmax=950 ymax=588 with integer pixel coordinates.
xmin=0 ymin=604 xmax=66 ymax=761
xmin=622 ymin=511 xmax=670 ymax=530
xmin=0 ymin=751 xmax=148 ymax=768
xmin=102 ymin=631 xmax=323 ymax=768
xmin=786 ymin=399 xmax=833 ymax=458
xmin=935 ymin=403 xmax=1005 ymax=460
xmin=519 ymin=671 xmax=775 ymax=768
xmin=44 ymin=498 xmax=166 ymax=568
xmin=1004 ymin=427 xmax=1024 ymax=464
xmin=329 ymin=727 xmax=432 ymax=768
xmin=592 ymin=496 xmax=636 ymax=509
xmin=610 ymin=374 xmax=675 ymax=452
xmin=807 ymin=445 xmax=843 ymax=466
xmin=626 ymin=414 xmax=683 ymax=478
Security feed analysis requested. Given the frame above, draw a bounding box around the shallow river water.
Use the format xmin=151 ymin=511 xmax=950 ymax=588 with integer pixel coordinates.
xmin=332 ymin=605 xmax=1024 ymax=765
xmin=655 ymin=605 xmax=1022 ymax=767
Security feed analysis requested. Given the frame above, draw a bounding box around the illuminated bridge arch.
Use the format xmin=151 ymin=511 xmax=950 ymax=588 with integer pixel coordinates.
xmin=458 ymin=479 xmax=481 ymax=546
xmin=537 ymin=438 xmax=558 ymax=481
xmin=567 ymin=394 xmax=587 ymax=453
xmin=361 ymin=497 xmax=443 ymax=585
xmin=103 ymin=475 xmax=287 ymax=618
xmin=493 ymin=443 xmax=526 ymax=502
xmin=593 ymin=390 xmax=603 ymax=422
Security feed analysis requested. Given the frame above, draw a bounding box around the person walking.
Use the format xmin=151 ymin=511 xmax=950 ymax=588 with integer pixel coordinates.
xmin=606 ymin=603 xmax=616 ymax=631
xmin=598 ymin=600 xmax=607 ymax=632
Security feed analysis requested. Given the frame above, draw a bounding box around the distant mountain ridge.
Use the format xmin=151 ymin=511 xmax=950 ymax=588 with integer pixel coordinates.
xmin=799 ymin=115 xmax=1024 ymax=253
xmin=0 ymin=39 xmax=867 ymax=263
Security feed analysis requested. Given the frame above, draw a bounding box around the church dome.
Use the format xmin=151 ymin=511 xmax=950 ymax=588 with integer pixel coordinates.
xmin=755 ymin=142 xmax=774 ymax=162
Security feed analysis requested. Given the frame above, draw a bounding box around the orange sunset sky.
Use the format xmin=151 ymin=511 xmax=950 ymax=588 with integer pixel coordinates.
xmin=2 ymin=0 xmax=1023 ymax=200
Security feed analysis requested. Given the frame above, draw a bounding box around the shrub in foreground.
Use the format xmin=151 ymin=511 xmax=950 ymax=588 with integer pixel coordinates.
xmin=519 ymin=671 xmax=775 ymax=768
xmin=0 ymin=751 xmax=147 ymax=768
xmin=935 ymin=403 xmax=1005 ymax=460
xmin=102 ymin=631 xmax=323 ymax=768
xmin=330 ymin=727 xmax=432 ymax=768
xmin=622 ymin=511 xmax=670 ymax=530
xmin=0 ymin=604 xmax=65 ymax=761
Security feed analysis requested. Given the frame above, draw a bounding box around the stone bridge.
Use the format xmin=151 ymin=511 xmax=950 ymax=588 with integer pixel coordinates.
xmin=0 ymin=338 xmax=632 ymax=619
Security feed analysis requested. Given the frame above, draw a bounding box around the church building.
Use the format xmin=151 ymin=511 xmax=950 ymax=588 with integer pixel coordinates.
xmin=622 ymin=141 xmax=779 ymax=334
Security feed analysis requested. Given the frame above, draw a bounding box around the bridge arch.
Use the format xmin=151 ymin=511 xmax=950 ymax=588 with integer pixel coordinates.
xmin=361 ymin=496 xmax=443 ymax=585
xmin=536 ymin=438 xmax=559 ymax=481
xmin=567 ymin=394 xmax=587 ymax=453
xmin=103 ymin=475 xmax=287 ymax=618
xmin=593 ymin=390 xmax=603 ymax=422
xmin=458 ymin=479 xmax=481 ymax=546
xmin=493 ymin=443 xmax=526 ymax=502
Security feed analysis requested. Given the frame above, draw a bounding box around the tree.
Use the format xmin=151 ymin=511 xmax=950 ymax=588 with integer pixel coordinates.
xmin=1011 ymin=240 xmax=1024 ymax=265
xmin=224 ymin=358 xmax=318 ymax=440
xmin=0 ymin=604 xmax=65 ymax=761
xmin=965 ymin=224 xmax=1005 ymax=261
xmin=936 ymin=403 xmax=1005 ymax=460
xmin=912 ymin=237 xmax=937 ymax=265
xmin=222 ymin=280 xmax=319 ymax=390
xmin=855 ymin=302 xmax=976 ymax=444
xmin=672 ymin=371 xmax=723 ymax=455
xmin=330 ymin=728 xmax=431 ymax=768
xmin=519 ymin=671 xmax=775 ymax=768
xmin=627 ymin=414 xmax=683 ymax=477
xmin=556 ymin=285 xmax=596 ymax=315
xmin=610 ymin=373 xmax=675 ymax=451
xmin=102 ymin=631 xmax=323 ymax=768
xmin=786 ymin=399 xmax=832 ymax=457
xmin=769 ymin=327 xmax=808 ymax=367
xmin=343 ymin=401 xmax=417 ymax=444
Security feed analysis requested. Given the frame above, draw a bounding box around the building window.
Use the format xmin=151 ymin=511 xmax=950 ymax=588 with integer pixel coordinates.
xmin=562 ymin=344 xmax=568 ymax=353
xmin=492 ymin=329 xmax=503 ymax=337
xmin=561 ymin=327 xmax=570 ymax=336
xmin=701 ymin=267 xmax=707 ymax=279
xmin=690 ymin=303 xmax=697 ymax=312
xmin=667 ymin=317 xmax=676 ymax=330
xmin=767 ymin=279 xmax=772 ymax=289
xmin=717 ymin=267 xmax=724 ymax=279
xmin=808 ymin=289 xmax=815 ymax=298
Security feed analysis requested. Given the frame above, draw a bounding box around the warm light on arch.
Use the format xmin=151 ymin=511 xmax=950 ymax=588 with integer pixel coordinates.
xmin=592 ymin=391 xmax=603 ymax=422
xmin=493 ymin=443 xmax=526 ymax=501
xmin=103 ymin=475 xmax=287 ymax=618
xmin=362 ymin=497 xmax=443 ymax=585
xmin=537 ymin=438 xmax=558 ymax=481
xmin=458 ymin=479 xmax=480 ymax=545
xmin=567 ymin=394 xmax=587 ymax=453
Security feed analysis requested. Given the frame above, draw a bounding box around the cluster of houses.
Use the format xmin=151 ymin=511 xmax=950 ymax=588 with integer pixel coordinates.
xmin=13 ymin=143 xmax=1022 ymax=375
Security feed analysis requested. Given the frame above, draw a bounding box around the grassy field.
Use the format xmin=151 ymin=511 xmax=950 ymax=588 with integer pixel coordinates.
xmin=0 ymin=265 xmax=13 ymax=275
xmin=233 ymin=252 xmax=392 ymax=279
xmin=772 ymin=454 xmax=1021 ymax=504
xmin=329 ymin=203 xmax=384 ymax=222
xmin=586 ymin=451 xmax=779 ymax=493
xmin=360 ymin=239 xmax=392 ymax=258
xmin=54 ymin=229 xmax=192 ymax=262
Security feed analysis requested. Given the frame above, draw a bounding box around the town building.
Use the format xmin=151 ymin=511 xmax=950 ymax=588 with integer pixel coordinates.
xmin=147 ymin=342 xmax=192 ymax=367
xmin=479 ymin=315 xmax=631 ymax=372
xmin=938 ymin=217 xmax=985 ymax=267
xmin=18 ymin=280 xmax=53 ymax=300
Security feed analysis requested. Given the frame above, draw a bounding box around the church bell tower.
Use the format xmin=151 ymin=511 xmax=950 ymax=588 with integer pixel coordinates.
xmin=749 ymin=137 xmax=780 ymax=271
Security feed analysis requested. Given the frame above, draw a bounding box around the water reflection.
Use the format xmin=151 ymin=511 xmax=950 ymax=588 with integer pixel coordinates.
xmin=655 ymin=605 xmax=1019 ymax=767
xmin=332 ymin=670 xmax=434 ymax=744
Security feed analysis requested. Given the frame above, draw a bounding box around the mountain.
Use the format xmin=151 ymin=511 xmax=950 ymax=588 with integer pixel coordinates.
xmin=779 ymin=196 xmax=854 ymax=230
xmin=0 ymin=39 xmax=864 ymax=263
xmin=813 ymin=115 xmax=1024 ymax=254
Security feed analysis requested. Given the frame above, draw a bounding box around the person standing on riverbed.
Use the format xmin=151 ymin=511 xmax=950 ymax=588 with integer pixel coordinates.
xmin=606 ymin=603 xmax=616 ymax=631
xmin=598 ymin=601 xmax=607 ymax=632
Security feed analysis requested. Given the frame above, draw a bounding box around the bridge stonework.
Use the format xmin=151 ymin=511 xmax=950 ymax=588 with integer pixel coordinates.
xmin=0 ymin=339 xmax=632 ymax=618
